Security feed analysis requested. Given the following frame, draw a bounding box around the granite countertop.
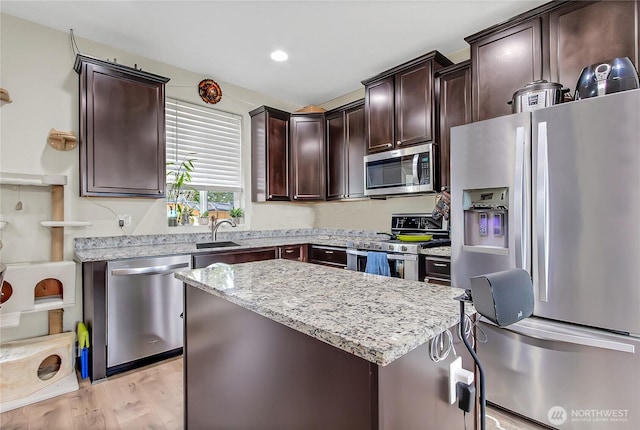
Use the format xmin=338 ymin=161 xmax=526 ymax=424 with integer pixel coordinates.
xmin=74 ymin=228 xmax=451 ymax=262
xmin=176 ymin=259 xmax=470 ymax=367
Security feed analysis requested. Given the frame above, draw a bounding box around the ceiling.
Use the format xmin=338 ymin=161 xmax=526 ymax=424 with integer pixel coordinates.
xmin=1 ymin=0 xmax=547 ymax=106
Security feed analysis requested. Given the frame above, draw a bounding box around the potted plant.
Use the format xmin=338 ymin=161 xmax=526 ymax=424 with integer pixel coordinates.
xmin=166 ymin=156 xmax=195 ymax=226
xmin=229 ymin=207 xmax=244 ymax=225
xmin=199 ymin=211 xmax=210 ymax=226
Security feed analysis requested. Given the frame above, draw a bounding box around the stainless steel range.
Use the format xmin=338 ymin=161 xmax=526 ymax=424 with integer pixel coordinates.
xmin=346 ymin=213 xmax=450 ymax=281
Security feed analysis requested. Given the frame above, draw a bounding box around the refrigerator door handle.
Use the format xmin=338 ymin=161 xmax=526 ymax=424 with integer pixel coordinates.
xmin=514 ymin=126 xmax=528 ymax=271
xmin=536 ymin=122 xmax=550 ymax=302
xmin=481 ymin=318 xmax=636 ymax=354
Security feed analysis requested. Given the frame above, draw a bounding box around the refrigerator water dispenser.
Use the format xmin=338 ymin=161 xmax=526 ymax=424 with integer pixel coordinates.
xmin=463 ymin=187 xmax=509 ymax=250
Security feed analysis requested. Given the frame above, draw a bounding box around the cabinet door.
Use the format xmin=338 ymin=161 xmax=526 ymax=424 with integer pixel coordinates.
xmin=394 ymin=61 xmax=433 ymax=147
xmin=78 ymin=59 xmax=168 ymax=197
xmin=437 ymin=62 xmax=472 ymax=190
xmin=471 ymin=19 xmax=542 ymax=121
xmin=345 ymin=103 xmax=365 ymax=198
xmin=193 ymin=248 xmax=277 ymax=269
xmin=548 ymin=0 xmax=639 ymax=91
xmin=365 ymin=76 xmax=394 ymax=153
xmin=290 ymin=114 xmax=325 ymax=201
xmin=250 ymin=106 xmax=290 ymax=202
xmin=266 ymin=111 xmax=291 ymax=200
xmin=326 ymin=111 xmax=346 ymax=199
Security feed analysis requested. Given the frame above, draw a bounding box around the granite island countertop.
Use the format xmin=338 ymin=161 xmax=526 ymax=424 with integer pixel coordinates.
xmin=74 ymin=228 xmax=451 ymax=262
xmin=175 ymin=259 xmax=470 ymax=367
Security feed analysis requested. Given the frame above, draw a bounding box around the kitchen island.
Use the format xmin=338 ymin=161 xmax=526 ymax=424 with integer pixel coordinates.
xmin=176 ymin=259 xmax=473 ymax=430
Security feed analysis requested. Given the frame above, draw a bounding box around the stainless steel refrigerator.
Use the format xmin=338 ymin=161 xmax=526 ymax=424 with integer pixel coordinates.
xmin=450 ymin=89 xmax=640 ymax=429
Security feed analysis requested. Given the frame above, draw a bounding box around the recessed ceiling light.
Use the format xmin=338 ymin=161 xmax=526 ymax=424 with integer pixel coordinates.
xmin=270 ymin=50 xmax=288 ymax=62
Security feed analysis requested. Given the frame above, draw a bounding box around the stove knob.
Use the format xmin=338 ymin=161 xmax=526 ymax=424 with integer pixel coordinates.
xmin=388 ymin=245 xmax=394 ymax=251
xmin=363 ymin=243 xmax=369 ymax=249
xmin=374 ymin=244 xmax=381 ymax=250
xmin=401 ymin=245 xmax=408 ymax=252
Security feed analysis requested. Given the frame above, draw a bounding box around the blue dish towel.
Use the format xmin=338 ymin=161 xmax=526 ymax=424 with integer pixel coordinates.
xmin=365 ymin=251 xmax=391 ymax=276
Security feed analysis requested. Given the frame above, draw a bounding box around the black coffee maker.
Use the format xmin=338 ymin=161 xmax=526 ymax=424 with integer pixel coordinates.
xmin=575 ymin=57 xmax=639 ymax=100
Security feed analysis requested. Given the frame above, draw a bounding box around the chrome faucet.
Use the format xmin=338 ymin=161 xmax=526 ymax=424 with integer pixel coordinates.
xmin=211 ymin=218 xmax=236 ymax=241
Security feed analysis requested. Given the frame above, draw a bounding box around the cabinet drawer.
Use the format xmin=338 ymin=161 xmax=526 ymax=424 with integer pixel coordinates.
xmin=309 ymin=246 xmax=347 ymax=268
xmin=424 ymin=256 xmax=450 ymax=282
xmin=193 ymin=248 xmax=277 ymax=269
xmin=278 ymin=245 xmax=307 ymax=262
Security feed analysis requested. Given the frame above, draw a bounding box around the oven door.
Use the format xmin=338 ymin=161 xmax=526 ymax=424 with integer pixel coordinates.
xmin=346 ymin=249 xmax=420 ymax=281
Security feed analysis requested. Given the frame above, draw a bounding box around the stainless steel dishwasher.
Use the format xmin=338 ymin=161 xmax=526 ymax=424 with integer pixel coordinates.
xmin=106 ymin=255 xmax=190 ymax=370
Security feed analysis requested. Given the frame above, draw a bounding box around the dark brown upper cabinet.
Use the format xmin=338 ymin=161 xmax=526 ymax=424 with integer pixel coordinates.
xmin=290 ymin=112 xmax=326 ymax=201
xmin=548 ymin=1 xmax=639 ymax=93
xmin=362 ymin=51 xmax=452 ymax=154
xmin=435 ymin=61 xmax=472 ymax=191
xmin=326 ymin=100 xmax=365 ymax=200
xmin=467 ymin=19 xmax=542 ymax=122
xmin=466 ymin=0 xmax=639 ymax=122
xmin=74 ymin=55 xmax=169 ymax=197
xmin=250 ymin=106 xmax=291 ymax=202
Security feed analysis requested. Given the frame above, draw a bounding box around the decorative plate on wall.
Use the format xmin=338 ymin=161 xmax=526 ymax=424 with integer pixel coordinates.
xmin=198 ymin=79 xmax=222 ymax=104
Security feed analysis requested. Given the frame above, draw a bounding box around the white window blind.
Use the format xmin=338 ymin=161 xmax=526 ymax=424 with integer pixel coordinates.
xmin=166 ymin=98 xmax=242 ymax=192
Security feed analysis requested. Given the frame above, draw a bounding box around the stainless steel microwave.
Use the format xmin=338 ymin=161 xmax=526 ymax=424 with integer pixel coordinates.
xmin=364 ymin=143 xmax=435 ymax=196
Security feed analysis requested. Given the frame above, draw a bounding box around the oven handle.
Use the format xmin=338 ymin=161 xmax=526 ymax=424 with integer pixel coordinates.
xmin=346 ymin=249 xmax=418 ymax=262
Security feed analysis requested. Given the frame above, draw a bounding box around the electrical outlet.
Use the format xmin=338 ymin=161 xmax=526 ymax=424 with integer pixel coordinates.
xmin=118 ymin=214 xmax=132 ymax=226
xmin=449 ymin=356 xmax=474 ymax=404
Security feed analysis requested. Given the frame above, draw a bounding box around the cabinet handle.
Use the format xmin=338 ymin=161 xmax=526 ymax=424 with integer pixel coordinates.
xmin=294 ymin=196 xmax=298 ymax=200
xmin=268 ymin=194 xmax=273 ymax=199
xmin=324 ymin=250 xmax=334 ymax=254
xmin=396 ymin=141 xmax=402 ymax=145
xmin=284 ymin=249 xmax=295 ymax=254
xmin=386 ymin=143 xmax=392 ymax=147
xmin=433 ymin=263 xmax=448 ymax=268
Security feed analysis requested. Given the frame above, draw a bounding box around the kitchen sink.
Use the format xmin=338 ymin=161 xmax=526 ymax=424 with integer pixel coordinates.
xmin=196 ymin=241 xmax=241 ymax=249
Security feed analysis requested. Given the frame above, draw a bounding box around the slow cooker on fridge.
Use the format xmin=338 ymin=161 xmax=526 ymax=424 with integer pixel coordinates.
xmin=508 ymin=80 xmax=569 ymax=113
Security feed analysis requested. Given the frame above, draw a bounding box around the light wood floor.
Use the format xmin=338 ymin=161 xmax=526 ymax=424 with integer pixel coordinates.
xmin=1 ymin=356 xmax=546 ymax=430
xmin=0 ymin=356 xmax=183 ymax=430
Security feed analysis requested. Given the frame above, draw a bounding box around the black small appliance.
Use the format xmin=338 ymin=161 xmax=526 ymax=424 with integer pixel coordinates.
xmin=575 ymin=57 xmax=639 ymax=100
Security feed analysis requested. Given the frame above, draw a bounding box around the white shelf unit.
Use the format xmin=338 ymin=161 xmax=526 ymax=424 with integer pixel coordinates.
xmin=0 ymin=172 xmax=67 ymax=186
xmin=1 ymin=172 xmax=90 ymax=229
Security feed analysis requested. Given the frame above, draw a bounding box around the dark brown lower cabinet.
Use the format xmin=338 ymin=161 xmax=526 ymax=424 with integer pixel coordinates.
xmin=193 ymin=248 xmax=277 ymax=268
xmin=308 ymin=246 xmax=347 ymax=268
xmin=278 ymin=245 xmax=308 ymax=262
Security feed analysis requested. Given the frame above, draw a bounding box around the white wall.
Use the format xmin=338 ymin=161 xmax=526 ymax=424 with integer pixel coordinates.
xmin=0 ymin=14 xmax=314 ymax=341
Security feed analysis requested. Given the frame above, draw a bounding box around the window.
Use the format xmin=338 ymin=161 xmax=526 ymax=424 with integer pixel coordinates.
xmin=166 ymin=98 xmax=242 ymax=225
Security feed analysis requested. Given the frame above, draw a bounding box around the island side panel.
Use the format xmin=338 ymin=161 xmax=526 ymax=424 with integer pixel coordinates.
xmin=82 ymin=260 xmax=108 ymax=382
xmin=184 ymin=285 xmax=378 ymax=430
xmin=378 ymin=327 xmax=475 ymax=429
